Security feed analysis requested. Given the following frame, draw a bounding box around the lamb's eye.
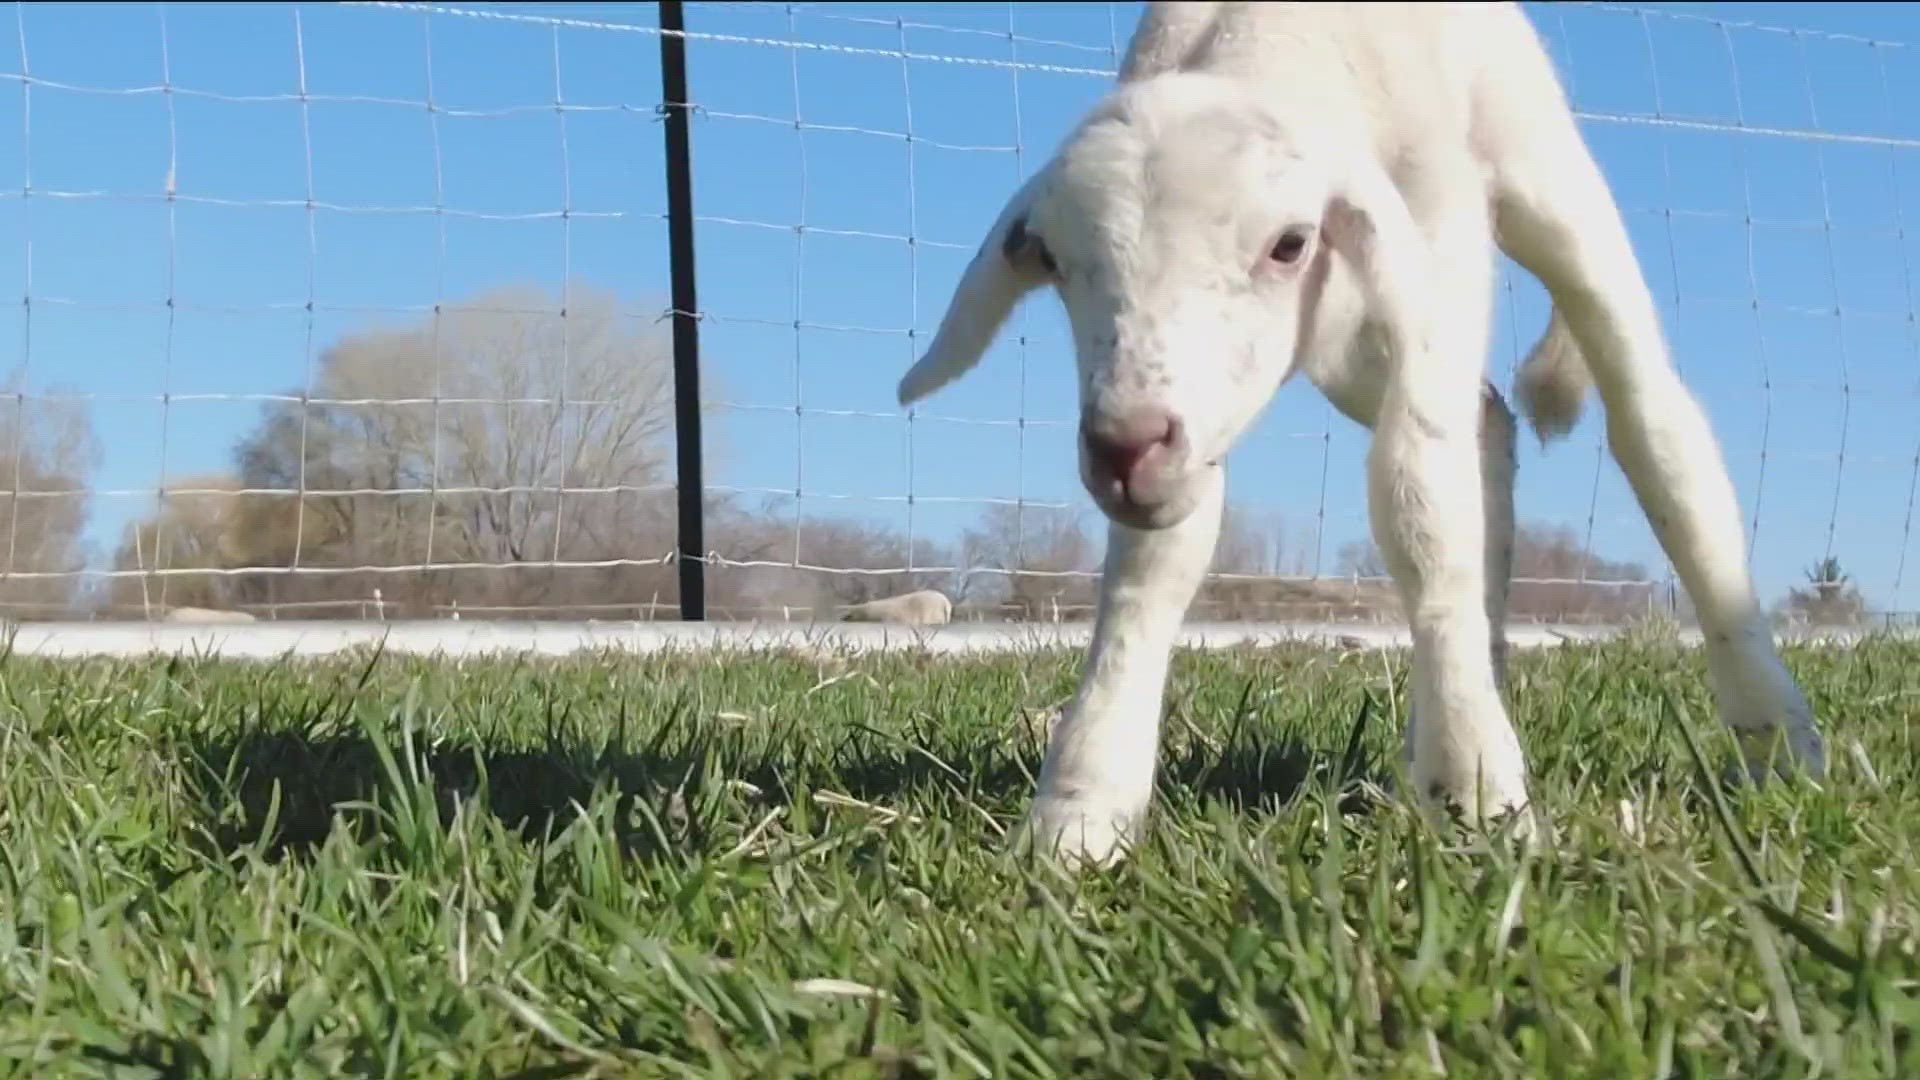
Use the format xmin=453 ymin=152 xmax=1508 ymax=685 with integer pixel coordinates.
xmin=1036 ymin=247 xmax=1059 ymax=275
xmin=1269 ymin=228 xmax=1311 ymax=265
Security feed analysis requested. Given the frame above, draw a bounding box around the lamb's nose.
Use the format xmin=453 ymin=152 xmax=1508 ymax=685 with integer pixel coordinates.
xmin=1081 ymin=406 xmax=1180 ymax=488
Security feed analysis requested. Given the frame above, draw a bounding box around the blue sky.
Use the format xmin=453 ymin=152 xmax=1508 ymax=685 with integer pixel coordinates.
xmin=5 ymin=1 xmax=1920 ymax=612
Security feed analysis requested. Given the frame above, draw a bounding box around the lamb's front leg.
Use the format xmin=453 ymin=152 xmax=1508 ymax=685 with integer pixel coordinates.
xmin=1027 ymin=464 xmax=1225 ymax=867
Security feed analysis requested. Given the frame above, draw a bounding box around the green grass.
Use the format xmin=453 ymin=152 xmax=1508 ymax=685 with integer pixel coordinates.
xmin=1 ymin=632 xmax=1917 ymax=1077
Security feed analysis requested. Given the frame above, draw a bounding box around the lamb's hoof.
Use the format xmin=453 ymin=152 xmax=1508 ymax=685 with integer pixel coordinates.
xmin=1411 ymin=772 xmax=1541 ymax=848
xmin=1726 ymin=724 xmax=1828 ymax=786
xmin=1022 ymin=797 xmax=1144 ymax=869
xmin=1712 ymin=665 xmax=1828 ymax=783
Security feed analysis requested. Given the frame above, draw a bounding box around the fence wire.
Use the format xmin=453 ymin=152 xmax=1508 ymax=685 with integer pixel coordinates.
xmin=0 ymin=1 xmax=1912 ymax=627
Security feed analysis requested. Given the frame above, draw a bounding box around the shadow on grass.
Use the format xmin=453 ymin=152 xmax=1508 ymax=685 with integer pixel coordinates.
xmin=180 ymin=730 xmax=1384 ymax=863
xmin=175 ymin=671 xmax=1392 ymax=864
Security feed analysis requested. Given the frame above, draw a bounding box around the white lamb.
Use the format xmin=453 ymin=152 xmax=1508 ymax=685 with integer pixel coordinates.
xmin=898 ymin=1 xmax=1828 ymax=865
xmin=841 ymin=589 xmax=955 ymax=626
xmin=161 ymin=606 xmax=258 ymax=625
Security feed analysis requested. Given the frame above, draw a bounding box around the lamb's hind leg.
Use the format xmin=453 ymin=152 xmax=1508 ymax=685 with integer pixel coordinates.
xmin=1312 ymin=297 xmax=1530 ymax=831
xmin=1489 ymin=62 xmax=1825 ymax=779
xmin=1364 ymin=341 xmax=1533 ymax=830
xmin=1388 ymin=382 xmax=1518 ymax=777
xmin=1477 ymin=381 xmax=1519 ymax=694
xmin=1333 ymin=155 xmax=1538 ymax=830
xmin=1317 ymin=353 xmax=1519 ymax=769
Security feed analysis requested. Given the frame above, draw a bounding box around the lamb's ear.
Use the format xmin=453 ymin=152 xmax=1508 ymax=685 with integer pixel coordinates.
xmin=1321 ymin=164 xmax=1431 ymax=366
xmin=898 ymin=167 xmax=1056 ymax=408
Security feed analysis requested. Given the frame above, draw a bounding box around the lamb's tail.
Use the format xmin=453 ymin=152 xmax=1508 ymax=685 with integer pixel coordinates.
xmin=1513 ymin=306 xmax=1592 ymax=447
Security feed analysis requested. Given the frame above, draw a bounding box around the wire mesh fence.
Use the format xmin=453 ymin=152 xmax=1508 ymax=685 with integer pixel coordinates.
xmin=1 ymin=1 xmax=1916 ymax=630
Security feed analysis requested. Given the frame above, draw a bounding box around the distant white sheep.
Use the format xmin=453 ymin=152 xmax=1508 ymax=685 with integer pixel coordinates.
xmin=161 ymin=606 xmax=257 ymax=625
xmin=840 ymin=589 xmax=953 ymax=627
xmin=899 ymin=1 xmax=1827 ymax=866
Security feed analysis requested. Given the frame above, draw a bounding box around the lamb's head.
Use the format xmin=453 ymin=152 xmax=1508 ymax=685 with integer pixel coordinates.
xmin=899 ymin=73 xmax=1421 ymax=531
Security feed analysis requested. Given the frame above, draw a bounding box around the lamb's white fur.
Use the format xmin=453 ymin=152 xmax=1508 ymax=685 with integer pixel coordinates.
xmin=899 ymin=1 xmax=1828 ymax=865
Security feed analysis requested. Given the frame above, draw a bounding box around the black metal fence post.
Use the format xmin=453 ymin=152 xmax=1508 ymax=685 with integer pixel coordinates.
xmin=658 ymin=0 xmax=705 ymax=621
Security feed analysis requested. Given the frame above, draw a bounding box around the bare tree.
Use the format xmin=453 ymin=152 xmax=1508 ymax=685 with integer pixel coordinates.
xmin=1200 ymin=504 xmax=1288 ymax=618
xmin=1335 ymin=537 xmax=1389 ymax=579
xmin=715 ymin=504 xmax=957 ymax=619
xmin=213 ymin=282 xmax=685 ymax=617
xmin=107 ymin=278 xmax=975 ymax=622
xmin=1506 ymin=523 xmax=1659 ymax=622
xmin=1190 ymin=506 xmax=1396 ymax=620
xmin=0 ymin=371 xmax=99 ymax=618
xmin=104 ymin=474 xmax=247 ymax=615
xmin=958 ymin=503 xmax=1097 ymax=620
xmin=1211 ymin=505 xmax=1289 ymax=576
xmin=102 ymin=280 xmax=998 ymax=623
xmin=1334 ymin=522 xmax=1659 ymax=623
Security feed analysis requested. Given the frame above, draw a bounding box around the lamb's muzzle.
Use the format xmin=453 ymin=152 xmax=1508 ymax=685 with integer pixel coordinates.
xmin=1079 ymin=404 xmax=1188 ymax=529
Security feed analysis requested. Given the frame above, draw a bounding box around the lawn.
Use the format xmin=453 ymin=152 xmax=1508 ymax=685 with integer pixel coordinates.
xmin=1 ymin=631 xmax=1916 ymax=1077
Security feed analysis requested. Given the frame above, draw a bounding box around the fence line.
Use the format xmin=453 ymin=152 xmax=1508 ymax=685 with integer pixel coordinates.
xmin=0 ymin=1 xmax=1910 ymax=632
